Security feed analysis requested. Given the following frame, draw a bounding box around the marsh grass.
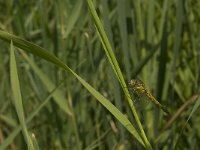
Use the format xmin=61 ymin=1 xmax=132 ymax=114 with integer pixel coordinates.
xmin=0 ymin=0 xmax=200 ymax=149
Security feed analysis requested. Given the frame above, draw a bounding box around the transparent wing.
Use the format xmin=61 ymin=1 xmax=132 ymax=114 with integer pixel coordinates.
xmin=128 ymin=79 xmax=170 ymax=116
xmin=127 ymin=86 xmax=151 ymax=112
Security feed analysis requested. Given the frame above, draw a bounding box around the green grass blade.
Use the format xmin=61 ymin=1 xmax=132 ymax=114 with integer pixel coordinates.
xmin=10 ymin=41 xmax=35 ymax=150
xmin=175 ymin=96 xmax=200 ymax=148
xmin=186 ymin=96 xmax=200 ymax=124
xmin=156 ymin=19 xmax=168 ymax=100
xmin=71 ymin=70 xmax=144 ymax=145
xmin=0 ymin=81 xmax=63 ymax=149
xmin=0 ymin=127 xmax=21 ymax=149
xmin=0 ymin=30 xmax=144 ymax=146
xmin=101 ymin=1 xmax=125 ymax=138
xmin=19 ymin=50 xmax=72 ymax=116
xmin=30 ymin=133 xmax=40 ymax=150
xmin=0 ymin=114 xmax=17 ymax=128
xmin=20 ymin=51 xmax=81 ymax=149
xmin=86 ymin=1 xmax=151 ymax=148
xmin=63 ymin=0 xmax=83 ymax=39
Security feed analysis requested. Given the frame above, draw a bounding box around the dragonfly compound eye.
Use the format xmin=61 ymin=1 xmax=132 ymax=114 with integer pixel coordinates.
xmin=131 ymin=79 xmax=136 ymax=84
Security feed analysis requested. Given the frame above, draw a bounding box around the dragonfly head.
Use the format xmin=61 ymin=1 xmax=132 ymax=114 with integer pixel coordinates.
xmin=128 ymin=79 xmax=144 ymax=90
xmin=129 ymin=79 xmax=138 ymax=87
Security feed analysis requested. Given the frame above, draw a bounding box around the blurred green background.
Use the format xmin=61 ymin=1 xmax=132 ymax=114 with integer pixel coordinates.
xmin=0 ymin=0 xmax=200 ymax=149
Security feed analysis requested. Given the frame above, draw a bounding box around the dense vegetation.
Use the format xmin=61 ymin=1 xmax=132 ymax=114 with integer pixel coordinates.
xmin=0 ymin=0 xmax=200 ymax=149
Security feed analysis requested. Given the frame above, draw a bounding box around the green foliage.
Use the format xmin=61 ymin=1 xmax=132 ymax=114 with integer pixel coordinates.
xmin=0 ymin=0 xmax=200 ymax=149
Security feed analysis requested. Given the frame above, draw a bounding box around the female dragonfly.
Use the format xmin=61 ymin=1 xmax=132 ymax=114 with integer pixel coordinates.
xmin=128 ymin=79 xmax=169 ymax=116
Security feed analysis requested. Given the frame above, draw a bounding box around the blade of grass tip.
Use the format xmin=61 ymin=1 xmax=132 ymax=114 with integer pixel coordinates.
xmin=67 ymin=91 xmax=82 ymax=150
xmin=0 ymin=79 xmax=64 ymax=149
xmin=0 ymin=31 xmax=145 ymax=146
xmin=30 ymin=133 xmax=40 ymax=150
xmin=86 ymin=1 xmax=151 ymax=149
xmin=10 ymin=41 xmax=35 ymax=150
xmin=18 ymin=50 xmax=72 ymax=116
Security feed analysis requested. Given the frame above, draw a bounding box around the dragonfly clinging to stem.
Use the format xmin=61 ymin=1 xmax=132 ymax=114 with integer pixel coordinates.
xmin=128 ymin=79 xmax=169 ymax=116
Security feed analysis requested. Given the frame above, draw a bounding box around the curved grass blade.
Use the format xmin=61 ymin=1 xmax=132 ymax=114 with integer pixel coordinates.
xmin=18 ymin=50 xmax=72 ymax=116
xmin=10 ymin=41 xmax=35 ymax=150
xmin=86 ymin=1 xmax=151 ymax=149
xmin=0 ymin=80 xmax=64 ymax=149
xmin=0 ymin=30 xmax=144 ymax=146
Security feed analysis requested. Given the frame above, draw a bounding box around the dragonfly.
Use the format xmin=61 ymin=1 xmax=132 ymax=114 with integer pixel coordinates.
xmin=128 ymin=79 xmax=169 ymax=116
